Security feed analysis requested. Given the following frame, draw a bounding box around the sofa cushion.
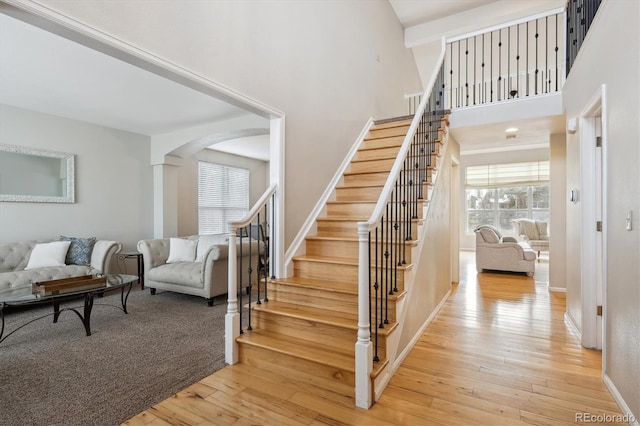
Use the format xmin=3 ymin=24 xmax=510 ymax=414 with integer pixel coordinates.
xmin=167 ymin=238 xmax=197 ymax=263
xmin=25 ymin=241 xmax=71 ymax=270
xmin=196 ymin=234 xmax=227 ymax=262
xmin=148 ymin=262 xmax=203 ymax=288
xmin=60 ymin=236 xmax=96 ymax=266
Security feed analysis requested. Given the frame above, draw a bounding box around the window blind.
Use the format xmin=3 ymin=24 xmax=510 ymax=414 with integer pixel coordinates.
xmin=198 ymin=161 xmax=249 ymax=235
xmin=465 ymin=161 xmax=549 ymax=188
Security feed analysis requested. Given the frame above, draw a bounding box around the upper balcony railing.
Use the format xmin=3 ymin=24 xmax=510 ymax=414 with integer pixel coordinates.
xmin=566 ymin=0 xmax=602 ymax=75
xmin=445 ymin=9 xmax=565 ymax=109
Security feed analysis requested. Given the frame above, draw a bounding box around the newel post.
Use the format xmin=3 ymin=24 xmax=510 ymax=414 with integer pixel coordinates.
xmin=225 ymin=227 xmax=240 ymax=364
xmin=355 ymin=224 xmax=373 ymax=408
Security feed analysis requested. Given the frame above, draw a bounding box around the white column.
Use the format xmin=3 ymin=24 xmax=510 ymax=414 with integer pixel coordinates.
xmin=225 ymin=228 xmax=240 ymax=364
xmin=152 ymin=157 xmax=181 ymax=238
xmin=355 ymin=224 xmax=373 ymax=409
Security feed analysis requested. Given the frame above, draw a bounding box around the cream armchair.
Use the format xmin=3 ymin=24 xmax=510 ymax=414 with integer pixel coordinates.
xmin=512 ymin=218 xmax=549 ymax=259
xmin=137 ymin=235 xmax=258 ymax=306
xmin=474 ymin=225 xmax=536 ymax=277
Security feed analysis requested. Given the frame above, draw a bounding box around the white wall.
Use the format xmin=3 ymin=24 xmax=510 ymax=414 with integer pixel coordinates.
xmin=549 ymin=133 xmax=566 ymax=290
xmin=458 ymin=147 xmax=550 ymax=249
xmin=176 ymin=149 xmax=268 ymax=237
xmin=563 ymin=0 xmax=639 ymax=419
xmin=33 ymin=0 xmax=423 ymax=251
xmin=0 ymin=104 xmax=153 ymax=250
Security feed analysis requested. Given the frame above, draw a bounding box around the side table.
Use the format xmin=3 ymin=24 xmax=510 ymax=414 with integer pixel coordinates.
xmin=118 ymin=252 xmax=144 ymax=289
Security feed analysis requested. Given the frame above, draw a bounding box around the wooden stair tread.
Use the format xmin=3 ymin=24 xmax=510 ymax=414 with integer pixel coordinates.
xmin=317 ymin=215 xmax=368 ymax=222
xmin=335 ymin=183 xmax=383 ymax=190
xmin=295 ymin=254 xmax=359 ymax=265
xmin=237 ymin=329 xmax=355 ymax=371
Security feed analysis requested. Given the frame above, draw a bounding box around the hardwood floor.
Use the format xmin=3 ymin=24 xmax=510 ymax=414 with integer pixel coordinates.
xmin=124 ymin=251 xmax=624 ymax=425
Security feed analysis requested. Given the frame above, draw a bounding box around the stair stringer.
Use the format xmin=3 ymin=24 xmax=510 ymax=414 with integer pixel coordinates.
xmin=284 ymin=117 xmax=375 ymax=277
xmin=372 ymin=124 xmax=453 ymax=401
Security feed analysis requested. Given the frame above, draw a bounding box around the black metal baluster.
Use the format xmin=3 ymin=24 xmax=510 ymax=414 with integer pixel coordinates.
xmin=239 ymin=230 xmax=244 ymax=333
xmin=497 ymin=29 xmax=501 ymax=101
xmin=368 ymin=231 xmax=373 ymax=362
xmin=482 ymin=32 xmax=485 ymax=103
xmin=545 ymin=16 xmax=549 ymax=93
xmin=384 ymin=205 xmax=390 ymax=324
xmin=526 ymin=21 xmax=529 ymax=96
xmin=270 ymin=193 xmax=275 ymax=280
xmin=535 ymin=19 xmax=539 ymax=95
xmin=507 ymin=26 xmax=511 ymax=98
xmin=465 ymin=38 xmax=469 ymax=106
xmin=555 ymin=13 xmax=559 ymax=91
xmin=473 ymin=36 xmax=477 ymax=105
xmin=490 ymin=31 xmax=493 ymax=102
xmin=374 ymin=227 xmax=379 ymax=361
xmin=516 ymin=23 xmax=520 ymax=98
xmin=449 ymin=42 xmax=454 ymax=109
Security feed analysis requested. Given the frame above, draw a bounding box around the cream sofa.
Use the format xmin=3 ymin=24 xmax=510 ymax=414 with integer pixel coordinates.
xmin=0 ymin=239 xmax=122 ymax=290
xmin=512 ymin=218 xmax=549 ymax=258
xmin=137 ymin=235 xmax=259 ymax=306
xmin=474 ymin=225 xmax=536 ymax=277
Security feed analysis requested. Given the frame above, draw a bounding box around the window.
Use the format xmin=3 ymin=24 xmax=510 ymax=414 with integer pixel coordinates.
xmin=198 ymin=161 xmax=249 ymax=235
xmin=465 ymin=161 xmax=549 ymax=233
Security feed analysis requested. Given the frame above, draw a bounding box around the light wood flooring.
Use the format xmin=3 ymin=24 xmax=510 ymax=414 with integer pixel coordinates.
xmin=124 ymin=251 xmax=624 ymax=425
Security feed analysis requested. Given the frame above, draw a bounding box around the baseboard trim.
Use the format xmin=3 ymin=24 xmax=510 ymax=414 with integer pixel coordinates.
xmin=603 ymin=374 xmax=639 ymax=425
xmin=548 ymin=286 xmax=567 ymax=293
xmin=564 ymin=312 xmax=582 ymax=342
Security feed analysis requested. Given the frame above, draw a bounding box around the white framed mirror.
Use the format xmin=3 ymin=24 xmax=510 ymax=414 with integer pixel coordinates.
xmin=0 ymin=144 xmax=75 ymax=203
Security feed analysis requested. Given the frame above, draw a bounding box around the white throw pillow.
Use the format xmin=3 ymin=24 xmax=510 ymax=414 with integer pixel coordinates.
xmin=195 ymin=234 xmax=227 ymax=262
xmin=25 ymin=241 xmax=72 ymax=270
xmin=166 ymin=238 xmax=197 ymax=263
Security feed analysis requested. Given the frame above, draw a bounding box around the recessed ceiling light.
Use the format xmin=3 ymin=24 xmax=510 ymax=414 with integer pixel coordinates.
xmin=505 ymin=127 xmax=519 ymax=133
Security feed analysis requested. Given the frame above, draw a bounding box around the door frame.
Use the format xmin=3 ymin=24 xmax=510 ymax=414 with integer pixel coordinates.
xmin=579 ymin=84 xmax=608 ymax=353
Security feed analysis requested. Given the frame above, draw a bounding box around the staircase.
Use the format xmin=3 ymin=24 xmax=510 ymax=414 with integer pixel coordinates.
xmin=235 ymin=114 xmax=450 ymax=403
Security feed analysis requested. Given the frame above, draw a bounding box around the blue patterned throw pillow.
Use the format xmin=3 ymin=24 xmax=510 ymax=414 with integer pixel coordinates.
xmin=59 ymin=236 xmax=97 ymax=266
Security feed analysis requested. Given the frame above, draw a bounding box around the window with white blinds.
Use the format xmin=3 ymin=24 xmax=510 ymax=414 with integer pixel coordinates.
xmin=466 ymin=161 xmax=549 ymax=188
xmin=198 ymin=161 xmax=249 ymax=235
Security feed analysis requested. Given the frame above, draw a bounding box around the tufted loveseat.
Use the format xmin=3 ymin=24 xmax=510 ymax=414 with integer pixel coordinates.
xmin=0 ymin=239 xmax=122 ymax=291
xmin=137 ymin=235 xmax=259 ymax=306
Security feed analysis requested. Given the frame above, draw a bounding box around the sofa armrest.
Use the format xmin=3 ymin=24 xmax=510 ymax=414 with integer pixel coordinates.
xmin=90 ymin=240 xmax=122 ymax=274
xmin=137 ymin=239 xmax=170 ymax=270
xmin=503 ymin=236 xmax=518 ymax=243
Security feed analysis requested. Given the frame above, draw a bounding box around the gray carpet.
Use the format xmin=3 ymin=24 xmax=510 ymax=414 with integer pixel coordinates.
xmin=0 ymin=286 xmax=227 ymax=426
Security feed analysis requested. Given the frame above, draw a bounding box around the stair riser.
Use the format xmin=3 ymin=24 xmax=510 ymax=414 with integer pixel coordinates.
xmin=335 ymin=186 xmax=383 ymax=202
xmin=266 ymin=287 xmax=398 ymax=322
xmin=238 ymin=343 xmax=355 ymax=397
xmin=367 ymin=125 xmax=410 ymax=139
xmin=354 ymin=146 xmax=401 ymax=162
xmin=317 ymin=220 xmax=419 ymax=239
xmin=343 ymin=172 xmax=389 ymax=186
xmin=360 ymin=136 xmax=404 ymax=151
xmin=348 ymin=159 xmax=395 ymax=174
xmin=306 ymin=239 xmax=414 ymax=264
xmin=252 ymin=310 xmax=388 ymax=360
xmin=326 ymin=202 xmax=376 ymax=217
xmin=326 ymin=200 xmax=425 ymax=218
xmin=293 ymin=260 xmax=407 ymax=289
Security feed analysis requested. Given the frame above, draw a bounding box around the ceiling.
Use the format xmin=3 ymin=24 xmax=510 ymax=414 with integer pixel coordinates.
xmin=389 ymin=0 xmax=566 ymax=154
xmin=0 ymin=12 xmax=269 ymax=161
xmin=389 ymin=0 xmax=498 ymax=28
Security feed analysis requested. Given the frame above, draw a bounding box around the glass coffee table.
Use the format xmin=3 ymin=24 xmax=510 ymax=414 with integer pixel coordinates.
xmin=0 ymin=274 xmax=137 ymax=344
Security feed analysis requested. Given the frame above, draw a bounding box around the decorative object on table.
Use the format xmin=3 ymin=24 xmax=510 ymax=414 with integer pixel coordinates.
xmin=31 ymin=274 xmax=106 ymax=296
